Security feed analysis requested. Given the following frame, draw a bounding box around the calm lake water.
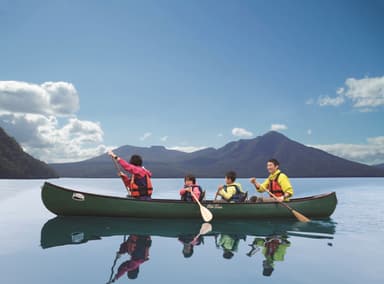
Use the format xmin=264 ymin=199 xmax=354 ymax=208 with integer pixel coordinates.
xmin=0 ymin=178 xmax=383 ymax=284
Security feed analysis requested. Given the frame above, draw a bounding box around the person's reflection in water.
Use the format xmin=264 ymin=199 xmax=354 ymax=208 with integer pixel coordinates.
xmin=110 ymin=235 xmax=152 ymax=281
xmin=248 ymin=235 xmax=290 ymax=276
xmin=216 ymin=234 xmax=246 ymax=259
xmin=178 ymin=234 xmax=204 ymax=258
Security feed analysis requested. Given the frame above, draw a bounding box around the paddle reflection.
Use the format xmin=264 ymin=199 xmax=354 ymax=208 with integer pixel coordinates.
xmin=41 ymin=217 xmax=335 ymax=280
xmin=178 ymin=234 xmax=204 ymax=258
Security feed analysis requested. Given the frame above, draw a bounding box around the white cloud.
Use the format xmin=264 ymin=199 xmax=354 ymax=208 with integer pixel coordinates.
xmin=311 ymin=136 xmax=384 ymax=165
xmin=167 ymin=146 xmax=207 ymax=153
xmin=270 ymin=124 xmax=288 ymax=131
xmin=316 ymin=76 xmax=384 ymax=111
xmin=140 ymin=132 xmax=152 ymax=141
xmin=307 ymin=129 xmax=312 ymax=135
xmin=344 ymin=77 xmax=384 ymax=109
xmin=160 ymin=136 xmax=168 ymax=142
xmin=305 ymin=98 xmax=314 ymax=105
xmin=232 ymin=127 xmax=253 ymax=138
xmin=336 ymin=87 xmax=344 ymax=95
xmin=0 ymin=81 xmax=79 ymax=116
xmin=0 ymin=80 xmax=109 ymax=163
xmin=218 ymin=133 xmax=223 ymax=137
xmin=317 ymin=95 xmax=345 ymax=106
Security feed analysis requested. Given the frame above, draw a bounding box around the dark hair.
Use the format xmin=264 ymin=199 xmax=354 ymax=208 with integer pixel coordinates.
xmin=223 ymin=250 xmax=234 ymax=259
xmin=262 ymin=260 xmax=274 ymax=276
xmin=184 ymin=174 xmax=196 ymax=184
xmin=225 ymin=171 xmax=237 ymax=182
xmin=127 ymin=267 xmax=139 ymax=279
xmin=268 ymin=159 xmax=280 ymax=167
xmin=183 ymin=246 xmax=194 ymax=258
xmin=130 ymin=155 xmax=143 ymax=166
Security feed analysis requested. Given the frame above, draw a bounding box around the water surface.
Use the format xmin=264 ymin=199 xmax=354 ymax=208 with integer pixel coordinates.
xmin=0 ymin=178 xmax=383 ymax=283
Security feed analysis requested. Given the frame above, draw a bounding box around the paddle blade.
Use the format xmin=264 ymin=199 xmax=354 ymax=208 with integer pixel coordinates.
xmin=200 ymin=206 xmax=213 ymax=222
xmin=292 ymin=209 xmax=311 ymax=222
xmin=199 ymin=222 xmax=212 ymax=235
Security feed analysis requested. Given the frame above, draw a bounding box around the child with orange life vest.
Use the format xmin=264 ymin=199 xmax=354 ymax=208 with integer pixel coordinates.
xmin=250 ymin=159 xmax=293 ymax=202
xmin=179 ymin=174 xmax=203 ymax=202
xmin=108 ymin=150 xmax=153 ymax=200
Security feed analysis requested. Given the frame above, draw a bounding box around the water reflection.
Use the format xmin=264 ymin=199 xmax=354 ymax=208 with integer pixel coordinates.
xmin=247 ymin=235 xmax=290 ymax=276
xmin=41 ymin=217 xmax=335 ymax=280
xmin=107 ymin=235 xmax=152 ymax=282
xmin=215 ymin=234 xmax=246 ymax=259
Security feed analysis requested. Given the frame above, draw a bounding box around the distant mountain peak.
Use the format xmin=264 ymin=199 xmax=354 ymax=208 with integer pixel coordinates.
xmin=51 ymin=130 xmax=384 ymax=178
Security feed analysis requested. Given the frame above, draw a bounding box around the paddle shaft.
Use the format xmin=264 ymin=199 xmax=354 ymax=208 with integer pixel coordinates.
xmin=190 ymin=190 xmax=213 ymax=222
xmin=190 ymin=190 xmax=204 ymax=208
xmin=111 ymin=157 xmax=131 ymax=194
xmin=263 ymin=188 xmax=294 ymax=211
xmin=261 ymin=187 xmax=310 ymax=222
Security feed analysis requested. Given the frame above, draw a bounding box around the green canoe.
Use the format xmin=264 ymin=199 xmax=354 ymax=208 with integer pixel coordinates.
xmin=41 ymin=216 xmax=336 ymax=249
xmin=41 ymin=182 xmax=337 ymax=219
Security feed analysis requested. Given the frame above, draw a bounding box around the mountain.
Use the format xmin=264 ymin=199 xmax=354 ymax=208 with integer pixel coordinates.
xmin=0 ymin=127 xmax=58 ymax=179
xmin=50 ymin=131 xmax=384 ymax=178
xmin=374 ymin=163 xmax=384 ymax=169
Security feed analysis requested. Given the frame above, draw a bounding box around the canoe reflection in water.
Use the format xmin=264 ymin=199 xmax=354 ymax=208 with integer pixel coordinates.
xmin=41 ymin=217 xmax=335 ymax=279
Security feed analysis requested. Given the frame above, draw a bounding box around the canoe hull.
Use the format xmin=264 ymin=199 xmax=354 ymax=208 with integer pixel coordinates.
xmin=41 ymin=216 xmax=336 ymax=249
xmin=41 ymin=182 xmax=337 ymax=219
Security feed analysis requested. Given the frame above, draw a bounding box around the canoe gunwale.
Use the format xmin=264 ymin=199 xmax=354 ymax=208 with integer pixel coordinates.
xmin=42 ymin=181 xmax=336 ymax=204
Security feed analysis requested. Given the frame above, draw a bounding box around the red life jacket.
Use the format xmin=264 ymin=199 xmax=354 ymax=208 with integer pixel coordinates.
xmin=265 ymin=239 xmax=280 ymax=256
xmin=129 ymin=174 xmax=153 ymax=197
xmin=268 ymin=172 xmax=284 ymax=197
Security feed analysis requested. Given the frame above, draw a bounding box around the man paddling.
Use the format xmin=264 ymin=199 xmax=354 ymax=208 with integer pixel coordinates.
xmin=250 ymin=159 xmax=293 ymax=202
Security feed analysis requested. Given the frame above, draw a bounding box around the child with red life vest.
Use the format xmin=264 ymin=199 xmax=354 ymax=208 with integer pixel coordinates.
xmin=108 ymin=150 xmax=153 ymax=200
xmin=250 ymin=159 xmax=293 ymax=202
xmin=179 ymin=174 xmax=203 ymax=202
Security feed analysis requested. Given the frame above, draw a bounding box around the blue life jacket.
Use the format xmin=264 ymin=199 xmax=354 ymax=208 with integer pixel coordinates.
xmin=181 ymin=185 xmax=203 ymax=202
xmin=223 ymin=184 xmax=245 ymax=202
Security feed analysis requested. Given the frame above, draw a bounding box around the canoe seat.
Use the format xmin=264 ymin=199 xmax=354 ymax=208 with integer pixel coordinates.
xmin=200 ymin=190 xmax=206 ymax=201
xmin=239 ymin=191 xmax=248 ymax=202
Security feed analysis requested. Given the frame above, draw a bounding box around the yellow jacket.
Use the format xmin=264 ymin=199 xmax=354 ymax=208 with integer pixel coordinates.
xmin=219 ymin=183 xmax=244 ymax=201
xmin=258 ymin=170 xmax=294 ymax=200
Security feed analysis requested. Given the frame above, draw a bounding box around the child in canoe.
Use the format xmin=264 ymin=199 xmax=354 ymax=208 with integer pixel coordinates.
xmin=179 ymin=174 xmax=204 ymax=202
xmin=216 ymin=171 xmax=246 ymax=202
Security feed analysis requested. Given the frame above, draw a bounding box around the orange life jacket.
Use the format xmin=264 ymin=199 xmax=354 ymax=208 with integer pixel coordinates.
xmin=268 ymin=172 xmax=284 ymax=197
xmin=129 ymin=174 xmax=153 ymax=197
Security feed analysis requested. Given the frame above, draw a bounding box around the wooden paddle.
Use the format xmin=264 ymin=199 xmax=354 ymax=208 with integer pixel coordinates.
xmin=190 ymin=190 xmax=213 ymax=222
xmin=111 ymin=157 xmax=131 ymax=194
xmin=190 ymin=222 xmax=212 ymax=244
xmin=263 ymin=188 xmax=310 ymax=222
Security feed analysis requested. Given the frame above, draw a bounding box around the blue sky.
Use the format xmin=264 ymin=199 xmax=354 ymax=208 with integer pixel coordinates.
xmin=0 ymin=0 xmax=383 ymax=164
